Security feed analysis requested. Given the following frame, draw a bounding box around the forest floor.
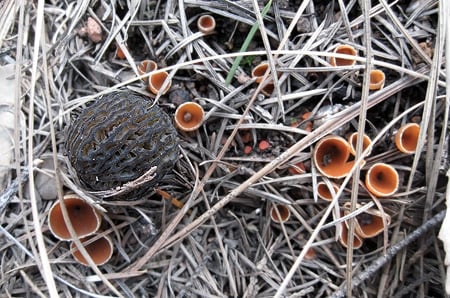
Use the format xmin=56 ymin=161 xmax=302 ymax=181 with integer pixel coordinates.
xmin=0 ymin=0 xmax=448 ymax=297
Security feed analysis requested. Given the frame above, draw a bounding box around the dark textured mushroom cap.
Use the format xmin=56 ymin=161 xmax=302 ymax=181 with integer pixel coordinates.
xmin=65 ymin=91 xmax=179 ymax=197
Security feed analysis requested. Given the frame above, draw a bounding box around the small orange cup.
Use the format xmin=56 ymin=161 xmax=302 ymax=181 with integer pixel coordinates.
xmin=348 ymin=132 xmax=372 ymax=156
xmin=148 ymin=71 xmax=171 ymax=95
xmin=197 ymin=15 xmax=216 ymax=34
xmin=330 ymin=44 xmax=358 ymax=67
xmin=251 ymin=62 xmax=269 ymax=83
xmin=338 ymin=211 xmax=363 ymax=249
xmin=48 ymin=195 xmax=101 ymax=241
xmin=317 ymin=181 xmax=340 ymax=202
xmin=344 ymin=202 xmax=391 ymax=238
xmin=174 ymin=102 xmax=204 ymax=131
xmin=369 ymin=69 xmax=385 ymax=90
xmin=365 ymin=163 xmax=399 ymax=197
xmin=394 ymin=123 xmax=420 ymax=154
xmin=71 ymin=235 xmax=113 ymax=266
xmin=313 ymin=135 xmax=354 ymax=178
xmin=137 ymin=60 xmax=158 ymax=83
xmin=270 ymin=204 xmax=291 ymax=223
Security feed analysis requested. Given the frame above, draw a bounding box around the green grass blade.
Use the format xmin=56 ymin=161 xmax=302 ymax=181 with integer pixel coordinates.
xmin=225 ymin=0 xmax=272 ymax=86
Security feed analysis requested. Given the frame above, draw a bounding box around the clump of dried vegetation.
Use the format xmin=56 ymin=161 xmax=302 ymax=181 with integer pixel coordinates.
xmin=0 ymin=0 xmax=448 ymax=297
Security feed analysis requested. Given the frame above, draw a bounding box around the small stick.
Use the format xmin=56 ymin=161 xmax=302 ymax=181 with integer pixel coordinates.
xmin=154 ymin=188 xmax=185 ymax=209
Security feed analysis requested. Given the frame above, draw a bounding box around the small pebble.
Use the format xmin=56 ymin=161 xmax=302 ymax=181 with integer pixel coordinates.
xmin=169 ymin=88 xmax=191 ymax=106
xmin=35 ymin=158 xmax=58 ymax=200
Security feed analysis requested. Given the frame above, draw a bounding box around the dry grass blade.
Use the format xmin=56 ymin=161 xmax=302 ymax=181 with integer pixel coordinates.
xmin=344 ymin=0 xmax=373 ymax=295
xmin=26 ymin=0 xmax=58 ymax=296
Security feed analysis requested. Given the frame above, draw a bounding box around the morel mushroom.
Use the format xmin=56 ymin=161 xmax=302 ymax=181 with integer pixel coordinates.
xmin=65 ymin=91 xmax=179 ymax=198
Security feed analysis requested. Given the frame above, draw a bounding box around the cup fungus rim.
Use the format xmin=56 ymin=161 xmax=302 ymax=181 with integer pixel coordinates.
xmin=251 ymin=62 xmax=270 ymax=84
xmin=338 ymin=214 xmax=363 ymax=249
xmin=317 ymin=181 xmax=340 ymax=202
xmin=137 ymin=60 xmax=158 ymax=83
xmin=344 ymin=202 xmax=391 ymax=239
xmin=260 ymin=80 xmax=275 ymax=97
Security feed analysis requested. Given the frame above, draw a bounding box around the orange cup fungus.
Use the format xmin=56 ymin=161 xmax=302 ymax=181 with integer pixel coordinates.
xmin=344 ymin=203 xmax=391 ymax=239
xmin=115 ymin=43 xmax=127 ymax=60
xmin=251 ymin=62 xmax=275 ymax=96
xmin=313 ymin=135 xmax=354 ymax=179
xmin=197 ymin=15 xmax=216 ymax=34
xmin=338 ymin=212 xmax=363 ymax=249
xmin=304 ymin=247 xmax=317 ymax=260
xmin=365 ymin=163 xmax=399 ymax=197
xmin=270 ymin=204 xmax=291 ymax=223
xmin=148 ymin=71 xmax=171 ymax=95
xmin=317 ymin=181 xmax=340 ymax=202
xmin=330 ymin=44 xmax=358 ymax=67
xmin=70 ymin=235 xmax=113 ymax=266
xmin=394 ymin=123 xmax=420 ymax=154
xmin=258 ymin=139 xmax=270 ymax=151
xmin=355 ymin=209 xmax=390 ymax=238
xmin=174 ymin=102 xmax=204 ymax=131
xmin=369 ymin=69 xmax=386 ymax=90
xmin=48 ymin=195 xmax=101 ymax=241
xmin=260 ymin=81 xmax=275 ymax=97
xmin=137 ymin=60 xmax=158 ymax=83
xmin=348 ymin=132 xmax=372 ymax=156
xmin=251 ymin=62 xmax=269 ymax=83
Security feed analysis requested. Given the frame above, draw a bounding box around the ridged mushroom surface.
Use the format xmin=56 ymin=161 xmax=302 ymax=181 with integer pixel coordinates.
xmin=65 ymin=91 xmax=179 ymax=195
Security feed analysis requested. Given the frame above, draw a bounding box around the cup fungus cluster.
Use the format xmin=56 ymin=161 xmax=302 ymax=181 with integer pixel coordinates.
xmin=313 ymin=123 xmax=421 ymax=248
xmin=65 ymin=91 xmax=179 ymax=199
xmin=48 ymin=195 xmax=113 ymax=266
xmin=329 ymin=44 xmax=386 ymax=91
